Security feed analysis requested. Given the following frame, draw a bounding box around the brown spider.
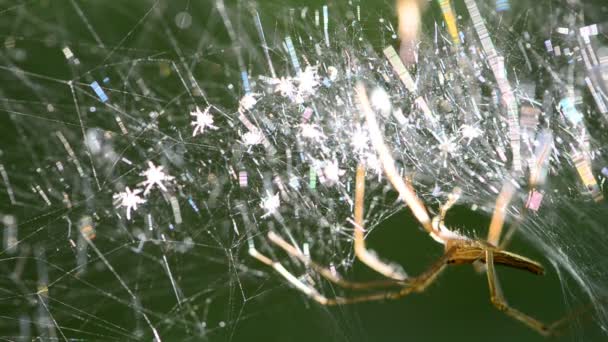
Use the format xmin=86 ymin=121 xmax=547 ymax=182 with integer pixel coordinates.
xmin=249 ymin=83 xmax=572 ymax=336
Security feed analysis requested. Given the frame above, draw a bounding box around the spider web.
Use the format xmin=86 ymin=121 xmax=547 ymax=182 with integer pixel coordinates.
xmin=0 ymin=0 xmax=607 ymax=341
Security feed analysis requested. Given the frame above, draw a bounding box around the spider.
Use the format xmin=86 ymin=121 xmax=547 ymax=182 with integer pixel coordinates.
xmin=249 ymin=83 xmax=573 ymax=336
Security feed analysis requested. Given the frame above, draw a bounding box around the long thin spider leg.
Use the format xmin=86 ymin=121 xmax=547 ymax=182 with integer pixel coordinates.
xmin=487 ymin=181 xmax=516 ymax=246
xmin=439 ymin=187 xmax=461 ymax=223
xmin=396 ymin=0 xmax=425 ymax=64
xmin=476 ymin=181 xmax=518 ymax=273
xmin=353 ymin=164 xmax=408 ymax=280
xmin=499 ymin=206 xmax=526 ymax=250
xmin=432 ymin=187 xmax=462 ymax=231
xmin=252 ymin=235 xmax=456 ymax=306
xmin=486 ymin=250 xmax=576 ymax=336
xmin=320 ymin=248 xmax=457 ymax=305
xmin=248 ymin=243 xmax=332 ymax=305
xmin=356 ymin=83 xmax=438 ymax=238
xmin=268 ymin=231 xmax=404 ymax=290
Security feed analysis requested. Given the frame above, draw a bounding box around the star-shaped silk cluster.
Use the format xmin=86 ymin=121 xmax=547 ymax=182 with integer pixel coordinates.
xmin=113 ymin=161 xmax=175 ymax=221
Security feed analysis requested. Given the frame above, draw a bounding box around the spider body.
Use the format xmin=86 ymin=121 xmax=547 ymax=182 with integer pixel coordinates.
xmin=444 ymin=238 xmax=544 ymax=276
xmin=248 ymin=84 xmax=572 ymax=337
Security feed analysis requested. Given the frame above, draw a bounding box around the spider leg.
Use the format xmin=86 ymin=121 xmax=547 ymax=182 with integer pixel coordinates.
xmin=268 ymin=231 xmax=402 ymax=290
xmin=248 ymin=243 xmax=332 ymax=305
xmin=498 ymin=205 xmax=527 ymax=250
xmin=483 ymin=184 xmax=596 ymax=335
xmin=336 ymin=247 xmax=458 ymax=304
xmin=494 ymin=223 xmax=606 ymax=335
xmin=432 ymin=187 xmax=462 ymax=232
xmin=487 ymin=181 xmax=516 ymax=246
xmin=356 ymin=83 xmax=438 ymax=238
xmin=440 ymin=187 xmax=461 ymax=223
xmin=257 ymin=241 xmax=456 ymax=305
xmin=246 ymin=164 xmax=407 ymax=292
xmin=353 ymin=164 xmax=409 ymax=280
xmin=396 ymin=0 xmax=425 ymax=65
xmin=486 ymin=249 xmax=554 ymax=336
